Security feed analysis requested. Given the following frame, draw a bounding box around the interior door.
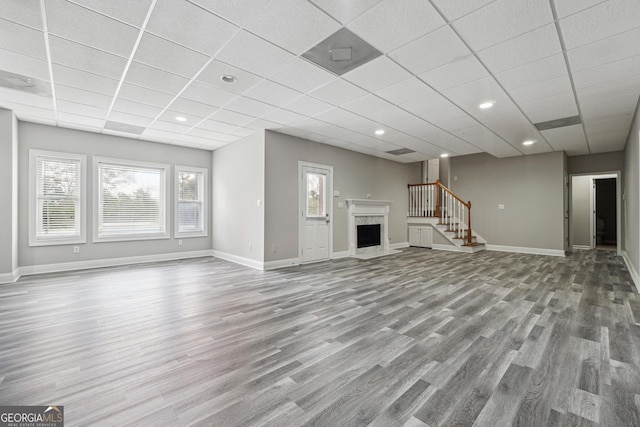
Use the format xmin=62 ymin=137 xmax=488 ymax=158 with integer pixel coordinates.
xmin=299 ymin=164 xmax=332 ymax=263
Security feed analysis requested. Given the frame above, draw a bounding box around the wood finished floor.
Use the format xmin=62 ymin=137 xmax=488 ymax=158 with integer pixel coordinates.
xmin=1 ymin=248 xmax=639 ymax=426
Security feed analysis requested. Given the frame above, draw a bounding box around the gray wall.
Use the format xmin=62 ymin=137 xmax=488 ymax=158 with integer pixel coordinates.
xmin=571 ymin=175 xmax=591 ymax=247
xmin=568 ymin=151 xmax=624 ymax=175
xmin=0 ymin=110 xmax=18 ymax=278
xmin=264 ymin=131 xmax=421 ymax=262
xmin=18 ymin=122 xmax=212 ymax=267
xmin=212 ymin=131 xmax=265 ymax=262
xmin=624 ymin=102 xmax=639 ymax=278
xmin=450 ymin=151 xmax=565 ymax=251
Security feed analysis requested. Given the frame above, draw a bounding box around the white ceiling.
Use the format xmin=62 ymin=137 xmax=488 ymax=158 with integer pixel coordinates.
xmin=0 ymin=0 xmax=639 ymax=163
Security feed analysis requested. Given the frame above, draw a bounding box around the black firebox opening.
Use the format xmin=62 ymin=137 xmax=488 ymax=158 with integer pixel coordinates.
xmin=357 ymin=224 xmax=381 ymax=248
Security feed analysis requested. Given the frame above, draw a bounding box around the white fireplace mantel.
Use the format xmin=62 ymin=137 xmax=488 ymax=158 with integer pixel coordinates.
xmin=345 ymin=199 xmax=394 ymax=258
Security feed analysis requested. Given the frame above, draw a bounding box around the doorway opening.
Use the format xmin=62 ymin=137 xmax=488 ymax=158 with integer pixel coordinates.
xmin=595 ymin=178 xmax=617 ymax=251
xmin=298 ymin=162 xmax=333 ymax=264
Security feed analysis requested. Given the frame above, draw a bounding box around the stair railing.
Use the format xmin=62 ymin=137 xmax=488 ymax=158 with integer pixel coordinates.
xmin=408 ymin=180 xmax=473 ymax=246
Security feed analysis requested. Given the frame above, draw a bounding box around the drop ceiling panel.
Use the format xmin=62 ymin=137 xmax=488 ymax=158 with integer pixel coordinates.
xmin=375 ymin=77 xmax=435 ymax=105
xmin=259 ymin=108 xmax=306 ymax=125
xmin=453 ymin=0 xmax=553 ymax=51
xmin=224 ymin=96 xmax=277 ymax=117
xmin=494 ymin=54 xmax=568 ymax=91
xmin=70 ymin=0 xmax=154 ymax=27
xmin=0 ymin=18 xmax=47 ymax=59
xmin=125 ymin=61 xmax=190 ymax=95
xmin=342 ymin=94 xmax=394 ymax=116
xmin=150 ymin=119 xmax=191 ymax=134
xmin=146 ymin=0 xmax=238 ymax=56
xmin=401 ymin=92 xmax=455 ymax=119
xmin=112 ymin=98 xmax=163 ymax=118
xmin=509 ymin=75 xmax=573 ymax=105
xmin=245 ymin=118 xmax=284 ymax=131
xmin=419 ymin=56 xmax=488 ymax=92
xmin=1 ymin=0 xmax=43 ymax=30
xmin=572 ymin=55 xmax=640 ymax=89
xmin=458 ymin=93 xmax=522 ymax=122
xmin=108 ymin=110 xmax=153 ymax=127
xmin=418 ymin=128 xmax=482 ymax=155
xmin=367 ymin=107 xmax=415 ymax=127
xmin=390 ymin=26 xmax=471 ymax=75
xmin=283 ymin=95 xmax=333 ymax=116
xmin=55 ymin=85 xmax=113 ymax=110
xmin=348 ymin=0 xmax=445 ymax=53
xmin=343 ymin=56 xmax=412 ymax=92
xmin=209 ymin=109 xmax=254 ymax=126
xmin=519 ymin=92 xmax=579 ymax=124
xmin=270 ymin=58 xmax=336 ymax=93
xmin=483 ymin=115 xmax=548 ymax=148
xmin=134 ymin=33 xmax=210 ymax=78
xmin=442 ymin=76 xmax=503 ymax=105
xmin=52 ymin=64 xmax=118 ymax=96
xmin=554 ymin=0 xmax=606 ymax=19
xmin=181 ymin=81 xmax=238 ymax=107
xmin=540 ymin=124 xmax=589 ymax=155
xmin=477 ymin=24 xmax=562 ymax=74
xmin=197 ymin=119 xmax=237 ymax=134
xmin=0 ymin=48 xmax=50 ymax=81
xmin=189 ymin=0 xmax=271 ymax=26
xmin=576 ymin=76 xmax=640 ymax=105
xmin=430 ymin=0 xmax=496 ymax=21
xmin=314 ymin=108 xmax=362 ymax=127
xmin=167 ymin=97 xmax=218 ymax=118
xmin=228 ymin=126 xmax=256 ymax=137
xmin=196 ymin=60 xmax=262 ymax=95
xmin=422 ymin=106 xmax=477 ymax=131
xmin=117 ymin=83 xmax=174 ymax=108
xmin=244 ymin=0 xmax=341 ymax=55
xmin=559 ymin=0 xmax=640 ymax=49
xmin=566 ymin=28 xmax=640 ymax=72
xmin=56 ymin=99 xmax=107 ymax=118
xmin=45 ymin=0 xmax=139 ymax=57
xmin=309 ymin=79 xmax=368 ymax=106
xmin=451 ymin=124 xmax=522 ymax=157
xmin=216 ymin=30 xmax=296 ymax=77
xmin=309 ymin=0 xmax=384 ymax=24
xmin=58 ymin=112 xmax=105 ymax=128
xmin=243 ymin=79 xmax=302 ymax=107
xmin=49 ymin=36 xmax=128 ymax=79
xmin=157 ymin=110 xmax=202 ymax=126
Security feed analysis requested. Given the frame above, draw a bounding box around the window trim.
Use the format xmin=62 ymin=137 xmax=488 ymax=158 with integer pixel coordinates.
xmin=29 ymin=149 xmax=87 ymax=247
xmin=174 ymin=165 xmax=208 ymax=238
xmin=93 ymin=156 xmax=170 ymax=243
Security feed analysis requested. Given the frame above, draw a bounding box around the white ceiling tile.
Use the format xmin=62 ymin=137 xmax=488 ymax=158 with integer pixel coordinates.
xmin=189 ymin=0 xmax=271 ymax=26
xmin=483 ymin=114 xmax=546 ymax=147
xmin=315 ymin=108 xmax=363 ymax=127
xmin=494 ymin=54 xmax=568 ymax=90
xmin=367 ymin=107 xmax=415 ymax=127
xmin=309 ymin=0 xmax=384 ymax=24
xmin=181 ymin=81 xmax=238 ymax=107
xmin=0 ymin=88 xmax=51 ymax=110
xmin=49 ymin=36 xmax=127 ymax=79
xmin=1 ymin=101 xmax=55 ymax=121
xmin=157 ymin=110 xmax=203 ymax=126
xmin=209 ymin=109 xmax=254 ymax=126
xmin=453 ymin=0 xmax=554 ymax=51
xmin=167 ymin=97 xmax=218 ymax=118
xmin=216 ymin=30 xmax=296 ymax=77
xmin=509 ymin=75 xmax=573 ymax=105
xmin=375 ymin=77 xmax=436 ymax=105
xmin=554 ymin=0 xmax=606 ymax=19
xmin=389 ymin=26 xmax=471 ymax=75
xmin=294 ymin=117 xmax=335 ymax=132
xmin=69 ymin=0 xmax=154 ymax=27
xmin=183 ymin=128 xmax=229 ymax=142
xmin=343 ymin=56 xmax=412 ymax=92
xmin=151 ymin=120 xmax=191 ymax=133
xmin=442 ymin=76 xmax=503 ymax=105
xmin=275 ymin=127 xmax=312 ymax=139
xmin=269 ymin=58 xmax=337 ymax=93
xmin=342 ymin=94 xmax=394 ymax=116
xmin=560 ymin=0 xmax=640 ymax=49
xmin=572 ymin=54 xmax=640 ymax=89
xmin=581 ymin=92 xmax=640 ymax=121
xmin=125 ymin=61 xmax=190 ymax=95
xmin=395 ymin=137 xmax=442 ymax=157
xmin=108 ymin=110 xmax=153 ymax=127
xmin=402 ymin=92 xmax=456 ymax=119
xmin=458 ymin=92 xmax=522 ymax=122
xmin=337 ymin=131 xmax=370 ymax=144
xmin=0 ymin=48 xmax=50 ymax=81
xmin=588 ymin=131 xmax=628 ymax=153
xmin=348 ymin=0 xmax=445 ymax=53
xmin=540 ymin=124 xmax=589 ymax=155
xmin=140 ymin=128 xmax=182 ymax=142
xmin=308 ymin=79 xmax=368 ymax=106
xmin=0 ymin=18 xmax=46 ymax=59
xmin=260 ymin=108 xmax=306 ymax=125
xmin=451 ymin=124 xmax=522 ymax=157
xmin=57 ymin=121 xmax=103 ymax=133
xmin=224 ymin=96 xmax=277 ymax=116
xmin=1 ymin=0 xmax=43 ymax=30
xmin=45 ymin=0 xmax=139 ymax=57
xmin=55 ymin=85 xmax=113 ymax=109
xmin=284 ymin=95 xmax=334 ymax=116
xmin=243 ymin=79 xmax=302 ymax=106
xmin=197 ymin=119 xmax=238 ymax=134
xmin=52 ymin=64 xmax=118 ymax=96
xmin=196 ymin=60 xmax=262 ymax=94
xmin=245 ymin=0 xmax=340 ymax=55
xmin=244 ymin=118 xmax=283 ymax=130
xmin=567 ymin=28 xmax=640 ymax=72
xmin=146 ymin=0 xmax=238 ymax=56
xmin=421 ymin=106 xmax=477 ymax=131
xmin=419 ymin=55 xmax=489 ymax=92
xmin=477 ymin=24 xmax=562 ymax=74
xmin=519 ymin=92 xmax=579 ymax=123
xmin=354 ymin=138 xmax=399 ymax=152
xmin=117 ymin=83 xmax=174 ymax=108
xmin=57 ymin=99 xmax=107 ymax=118
xmin=57 ymin=112 xmax=105 ymax=128
xmin=112 ymin=98 xmax=163 ymax=118
xmin=134 ymin=33 xmax=210 ymax=78
xmin=577 ymin=77 xmax=640 ymax=106
xmin=430 ymin=0 xmax=496 ymax=21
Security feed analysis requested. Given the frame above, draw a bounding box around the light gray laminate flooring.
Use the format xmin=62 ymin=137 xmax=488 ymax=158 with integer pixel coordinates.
xmin=1 ymin=248 xmax=639 ymax=426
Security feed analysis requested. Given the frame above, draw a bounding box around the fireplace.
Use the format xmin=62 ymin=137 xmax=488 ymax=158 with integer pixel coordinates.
xmin=357 ymin=224 xmax=381 ymax=248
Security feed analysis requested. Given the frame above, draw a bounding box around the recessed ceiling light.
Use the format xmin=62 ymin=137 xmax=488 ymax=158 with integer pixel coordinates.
xmin=522 ymin=140 xmax=536 ymax=146
xmin=479 ymin=101 xmax=494 ymax=109
xmin=221 ymin=75 xmax=237 ymax=83
xmin=375 ymin=129 xmax=385 ymax=135
xmin=440 ymin=153 xmax=449 ymax=158
xmin=175 ymin=116 xmax=187 ymax=122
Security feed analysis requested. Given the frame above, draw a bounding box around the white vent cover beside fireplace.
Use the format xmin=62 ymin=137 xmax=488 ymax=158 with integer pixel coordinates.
xmin=345 ymin=199 xmax=398 ymax=259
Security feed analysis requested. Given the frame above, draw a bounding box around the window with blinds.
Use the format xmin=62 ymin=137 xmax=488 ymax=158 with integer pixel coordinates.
xmin=175 ymin=166 xmax=207 ymax=238
xmin=29 ymin=150 xmax=86 ymax=246
xmin=94 ymin=157 xmax=170 ymax=241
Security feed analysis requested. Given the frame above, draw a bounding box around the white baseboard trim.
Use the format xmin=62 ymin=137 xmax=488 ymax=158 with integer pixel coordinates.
xmin=622 ymin=250 xmax=639 ymax=293
xmin=573 ymin=245 xmax=591 ymax=250
xmin=17 ymin=250 xmax=215 ymax=279
xmin=211 ymin=250 xmax=264 ymax=270
xmin=0 ymin=269 xmax=20 ymax=284
xmin=390 ymin=242 xmax=410 ymax=250
xmin=332 ymin=251 xmax=349 ymax=259
xmin=432 ymin=243 xmax=460 ymax=252
xmin=486 ymin=245 xmax=565 ymax=257
xmin=264 ymin=258 xmax=299 ymax=270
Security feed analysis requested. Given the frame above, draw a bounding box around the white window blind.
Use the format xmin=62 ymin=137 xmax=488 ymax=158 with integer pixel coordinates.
xmin=95 ymin=158 xmax=169 ymax=241
xmin=175 ymin=166 xmax=207 ymax=237
xmin=29 ymin=150 xmax=86 ymax=246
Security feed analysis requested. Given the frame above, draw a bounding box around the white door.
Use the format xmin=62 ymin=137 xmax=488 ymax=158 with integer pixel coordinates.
xmin=299 ymin=163 xmax=332 ymax=263
xmin=427 ymin=159 xmax=439 ymax=183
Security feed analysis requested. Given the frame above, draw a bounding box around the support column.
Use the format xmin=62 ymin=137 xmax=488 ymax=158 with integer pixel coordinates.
xmin=0 ymin=109 xmax=19 ymax=283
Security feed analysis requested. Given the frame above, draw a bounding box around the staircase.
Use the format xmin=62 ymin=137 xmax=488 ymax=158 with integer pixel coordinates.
xmin=408 ymin=180 xmax=486 ymax=253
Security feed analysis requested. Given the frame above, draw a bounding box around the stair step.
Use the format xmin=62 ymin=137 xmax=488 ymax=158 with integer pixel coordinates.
xmin=462 ymin=242 xmax=484 ymax=247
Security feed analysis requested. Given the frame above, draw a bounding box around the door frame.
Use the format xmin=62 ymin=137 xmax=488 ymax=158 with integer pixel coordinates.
xmin=298 ymin=161 xmax=333 ymax=264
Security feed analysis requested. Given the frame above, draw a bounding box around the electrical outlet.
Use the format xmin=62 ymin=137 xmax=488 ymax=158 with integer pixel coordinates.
xmin=73 ymin=246 xmax=79 ymax=254
xmin=178 ymin=239 xmax=183 ymax=246
xmin=272 ymin=244 xmax=278 ymax=253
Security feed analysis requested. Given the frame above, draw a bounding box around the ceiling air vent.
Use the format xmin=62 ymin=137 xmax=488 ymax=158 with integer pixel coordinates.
xmin=302 ymin=28 xmax=382 ymax=75
xmin=386 ymin=148 xmax=415 ymax=155
xmin=104 ymin=121 xmax=145 ymax=135
xmin=534 ymin=115 xmax=581 ymax=131
xmin=0 ymin=70 xmax=51 ymax=97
